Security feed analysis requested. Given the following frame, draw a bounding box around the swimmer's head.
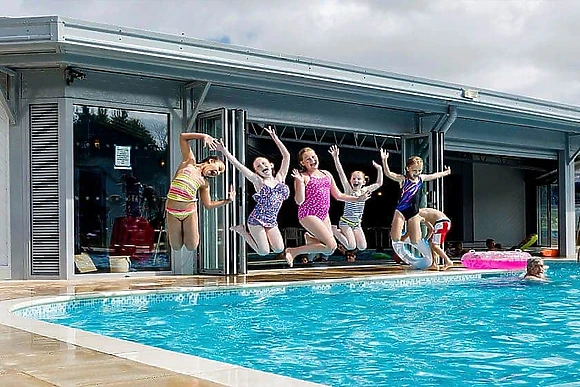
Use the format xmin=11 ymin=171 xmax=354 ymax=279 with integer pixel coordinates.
xmin=349 ymin=171 xmax=368 ymax=189
xmin=298 ymin=147 xmax=318 ymax=172
xmin=405 ymin=156 xmax=423 ymax=179
xmin=253 ymin=156 xmax=274 ymax=178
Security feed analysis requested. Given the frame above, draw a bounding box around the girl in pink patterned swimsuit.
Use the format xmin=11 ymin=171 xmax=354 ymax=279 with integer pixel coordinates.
xmin=215 ymin=126 xmax=292 ymax=265
xmin=284 ymin=147 xmax=369 ymax=265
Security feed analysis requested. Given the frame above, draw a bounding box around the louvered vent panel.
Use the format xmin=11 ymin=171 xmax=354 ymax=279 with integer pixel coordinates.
xmin=30 ymin=104 xmax=60 ymax=276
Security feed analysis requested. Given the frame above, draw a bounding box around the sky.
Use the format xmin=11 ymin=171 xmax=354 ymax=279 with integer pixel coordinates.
xmin=4 ymin=0 xmax=580 ymax=106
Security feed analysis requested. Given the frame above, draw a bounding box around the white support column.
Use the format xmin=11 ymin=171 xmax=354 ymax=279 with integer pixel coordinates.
xmin=558 ymin=150 xmax=575 ymax=258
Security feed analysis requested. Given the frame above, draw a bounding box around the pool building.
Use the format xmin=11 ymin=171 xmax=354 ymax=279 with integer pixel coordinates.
xmin=1 ymin=16 xmax=580 ymax=280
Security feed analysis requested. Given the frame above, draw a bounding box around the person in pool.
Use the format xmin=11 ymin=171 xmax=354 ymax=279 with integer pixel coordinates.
xmin=523 ymin=257 xmax=549 ymax=281
xmin=214 ymin=126 xmax=292 ymax=265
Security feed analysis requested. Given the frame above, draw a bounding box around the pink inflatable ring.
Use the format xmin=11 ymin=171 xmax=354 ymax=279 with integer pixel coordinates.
xmin=461 ymin=249 xmax=531 ymax=270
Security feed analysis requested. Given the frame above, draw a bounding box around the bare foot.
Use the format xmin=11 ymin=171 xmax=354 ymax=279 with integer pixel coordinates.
xmin=426 ymin=264 xmax=440 ymax=271
xmin=230 ymin=224 xmax=246 ymax=234
xmin=441 ymin=260 xmax=454 ymax=271
xmin=284 ymin=249 xmax=294 ymax=268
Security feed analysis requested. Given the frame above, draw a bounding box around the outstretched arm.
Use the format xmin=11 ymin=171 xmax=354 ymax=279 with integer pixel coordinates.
xmin=198 ymin=184 xmax=235 ymax=210
xmin=329 ymin=145 xmax=351 ymax=192
xmin=366 ymin=161 xmax=384 ymax=193
xmin=179 ymin=132 xmax=216 ymax=163
xmin=422 ymin=166 xmax=451 ymax=182
xmin=380 ymin=149 xmax=405 ymax=183
xmin=214 ymin=139 xmax=261 ymax=186
xmin=265 ymin=126 xmax=291 ymax=181
xmin=326 ymin=171 xmax=370 ymax=202
xmin=292 ymin=169 xmax=306 ymax=205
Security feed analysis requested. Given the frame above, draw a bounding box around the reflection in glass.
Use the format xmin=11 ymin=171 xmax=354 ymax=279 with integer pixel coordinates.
xmin=73 ymin=105 xmax=170 ymax=273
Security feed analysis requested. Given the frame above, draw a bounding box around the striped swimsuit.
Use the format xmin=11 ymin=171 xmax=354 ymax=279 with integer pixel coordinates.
xmin=166 ymin=164 xmax=205 ymax=221
xmin=339 ymin=189 xmax=366 ymax=228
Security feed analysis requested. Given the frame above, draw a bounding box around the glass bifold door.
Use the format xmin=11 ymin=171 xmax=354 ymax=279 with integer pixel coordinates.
xmin=196 ymin=108 xmax=247 ymax=274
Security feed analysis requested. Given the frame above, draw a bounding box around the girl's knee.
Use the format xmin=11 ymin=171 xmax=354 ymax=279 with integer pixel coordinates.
xmin=256 ymin=248 xmax=270 ymax=256
xmin=358 ymin=243 xmax=367 ymax=251
xmin=323 ymin=240 xmax=337 ymax=255
xmin=271 ymin=244 xmax=284 ymax=254
xmin=184 ymin=240 xmax=199 ymax=251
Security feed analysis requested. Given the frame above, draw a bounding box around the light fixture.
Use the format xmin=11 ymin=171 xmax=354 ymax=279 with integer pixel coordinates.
xmin=462 ymin=88 xmax=479 ymax=100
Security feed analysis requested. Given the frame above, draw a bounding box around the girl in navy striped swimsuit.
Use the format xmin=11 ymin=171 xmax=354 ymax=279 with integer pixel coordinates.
xmin=380 ymin=149 xmax=450 ymax=246
xmin=329 ymin=145 xmax=383 ymax=259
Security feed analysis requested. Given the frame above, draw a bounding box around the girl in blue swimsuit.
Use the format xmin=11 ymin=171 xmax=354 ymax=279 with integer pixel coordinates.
xmin=215 ymin=126 xmax=292 ymax=266
xmin=380 ymin=149 xmax=450 ymax=245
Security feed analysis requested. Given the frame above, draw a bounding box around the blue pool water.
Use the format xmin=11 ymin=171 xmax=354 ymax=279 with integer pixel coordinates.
xmin=17 ymin=264 xmax=580 ymax=386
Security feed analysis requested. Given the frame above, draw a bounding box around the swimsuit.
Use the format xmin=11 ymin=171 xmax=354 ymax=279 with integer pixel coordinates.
xmin=247 ymin=182 xmax=290 ymax=228
xmin=298 ymin=173 xmax=331 ymax=221
xmin=339 ymin=189 xmax=366 ymax=228
xmin=166 ymin=164 xmax=205 ymax=221
xmin=431 ymin=218 xmax=451 ymax=245
xmin=395 ymin=177 xmax=422 ymax=220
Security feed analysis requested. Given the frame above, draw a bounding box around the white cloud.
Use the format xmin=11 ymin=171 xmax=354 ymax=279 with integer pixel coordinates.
xmin=3 ymin=0 xmax=580 ymax=106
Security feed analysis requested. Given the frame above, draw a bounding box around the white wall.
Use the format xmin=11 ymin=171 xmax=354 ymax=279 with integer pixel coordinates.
xmin=473 ymin=164 xmax=526 ymax=247
xmin=0 ymin=104 xmax=10 ymax=278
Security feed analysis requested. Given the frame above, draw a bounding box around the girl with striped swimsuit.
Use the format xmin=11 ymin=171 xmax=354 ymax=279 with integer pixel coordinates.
xmin=284 ymin=147 xmax=370 ymax=265
xmin=165 ymin=132 xmax=235 ymax=252
xmin=215 ymin=126 xmax=292 ymax=266
xmin=329 ymin=145 xmax=383 ymax=260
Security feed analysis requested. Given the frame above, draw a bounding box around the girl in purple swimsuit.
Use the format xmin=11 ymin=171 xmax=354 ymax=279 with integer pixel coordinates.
xmin=380 ymin=149 xmax=450 ymax=245
xmin=215 ymin=127 xmax=292 ymax=265
xmin=284 ymin=147 xmax=370 ymax=265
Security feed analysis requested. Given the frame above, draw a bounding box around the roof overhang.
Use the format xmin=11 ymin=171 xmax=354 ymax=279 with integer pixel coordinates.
xmin=1 ymin=16 xmax=580 ymax=133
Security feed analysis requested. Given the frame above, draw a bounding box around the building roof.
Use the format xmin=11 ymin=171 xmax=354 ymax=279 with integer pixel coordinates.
xmin=1 ymin=15 xmax=580 ymax=131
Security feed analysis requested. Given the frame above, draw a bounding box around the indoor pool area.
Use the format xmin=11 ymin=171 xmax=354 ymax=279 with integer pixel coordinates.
xmin=0 ymin=261 xmax=579 ymax=386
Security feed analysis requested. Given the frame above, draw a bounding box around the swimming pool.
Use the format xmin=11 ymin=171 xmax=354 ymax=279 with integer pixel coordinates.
xmin=14 ymin=264 xmax=580 ymax=386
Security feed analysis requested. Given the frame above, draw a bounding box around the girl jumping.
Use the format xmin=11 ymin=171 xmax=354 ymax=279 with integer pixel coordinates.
xmin=284 ymin=147 xmax=370 ymax=266
xmin=166 ymin=132 xmax=235 ymax=252
xmin=329 ymin=145 xmax=383 ymax=257
xmin=215 ymin=126 xmax=292 ymax=265
xmin=380 ymin=149 xmax=450 ymax=246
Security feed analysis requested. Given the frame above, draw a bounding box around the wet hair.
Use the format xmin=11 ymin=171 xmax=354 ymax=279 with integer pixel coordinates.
xmin=526 ymin=257 xmax=543 ymax=272
xmin=298 ymin=147 xmax=316 ymax=171
xmin=350 ymin=170 xmax=369 ymax=183
xmin=406 ymin=156 xmax=424 ymax=168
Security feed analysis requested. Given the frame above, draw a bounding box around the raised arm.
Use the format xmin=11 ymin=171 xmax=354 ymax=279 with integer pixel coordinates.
xmin=198 ymin=184 xmax=235 ymax=210
xmin=214 ymin=139 xmax=261 ymax=186
xmin=326 ymin=171 xmax=370 ymax=202
xmin=265 ymin=126 xmax=291 ymax=181
xmin=328 ymin=145 xmax=351 ymax=192
xmin=366 ymin=161 xmax=384 ymax=193
xmin=292 ymin=169 xmax=306 ymax=205
xmin=179 ymin=132 xmax=216 ymax=163
xmin=422 ymin=166 xmax=451 ymax=182
xmin=380 ymin=149 xmax=405 ymax=183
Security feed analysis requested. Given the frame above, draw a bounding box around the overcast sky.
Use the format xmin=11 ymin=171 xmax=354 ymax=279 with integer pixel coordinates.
xmin=4 ymin=0 xmax=580 ymax=106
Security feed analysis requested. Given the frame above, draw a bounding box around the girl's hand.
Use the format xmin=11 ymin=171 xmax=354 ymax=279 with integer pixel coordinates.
xmin=264 ymin=125 xmax=277 ymax=139
xmin=380 ymin=148 xmax=389 ymax=160
xmin=204 ymin=134 xmax=218 ymax=150
xmin=372 ymin=160 xmax=383 ymax=170
xmin=444 ymin=165 xmax=451 ymax=175
xmin=213 ymin=138 xmax=226 ymax=153
xmin=291 ymin=169 xmax=305 ymax=183
xmin=227 ymin=185 xmax=236 ymax=202
xmin=329 ymin=145 xmax=339 ymax=159
xmin=357 ymin=190 xmax=372 ymax=201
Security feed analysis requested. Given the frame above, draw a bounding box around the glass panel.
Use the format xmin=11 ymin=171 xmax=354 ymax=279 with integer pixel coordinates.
xmin=73 ymin=105 xmax=170 ymax=274
xmin=197 ymin=113 xmax=226 ymax=273
xmin=538 ymin=185 xmax=549 ymax=246
xmin=550 ymin=184 xmax=559 ymax=247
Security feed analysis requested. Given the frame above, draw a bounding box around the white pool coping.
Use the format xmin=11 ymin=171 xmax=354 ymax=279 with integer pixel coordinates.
xmin=0 ymin=269 xmax=519 ymax=387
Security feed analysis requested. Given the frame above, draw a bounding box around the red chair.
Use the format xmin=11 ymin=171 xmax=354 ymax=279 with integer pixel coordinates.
xmin=110 ymin=216 xmax=155 ymax=259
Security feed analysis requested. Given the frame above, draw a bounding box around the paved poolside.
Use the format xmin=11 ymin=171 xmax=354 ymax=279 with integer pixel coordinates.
xmin=0 ymin=261 xmax=549 ymax=386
